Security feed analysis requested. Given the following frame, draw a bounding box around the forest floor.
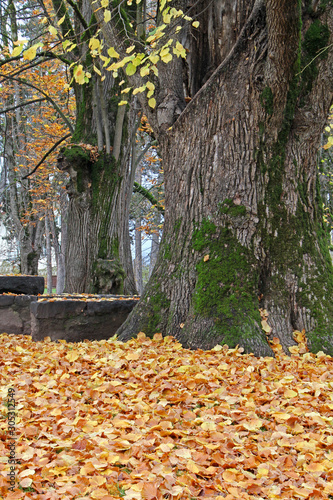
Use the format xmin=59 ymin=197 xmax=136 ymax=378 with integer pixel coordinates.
xmin=0 ymin=331 xmax=332 ymax=500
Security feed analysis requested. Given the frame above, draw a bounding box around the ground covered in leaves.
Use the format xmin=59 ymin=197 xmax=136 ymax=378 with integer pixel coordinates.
xmin=0 ymin=332 xmax=333 ymax=500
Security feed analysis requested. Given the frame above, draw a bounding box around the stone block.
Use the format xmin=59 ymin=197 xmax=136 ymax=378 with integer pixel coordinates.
xmin=31 ymin=297 xmax=139 ymax=342
xmin=30 ymin=300 xmax=86 ymax=319
xmin=0 ymin=309 xmax=23 ymax=334
xmin=0 ymin=294 xmax=37 ymax=335
xmin=0 ymin=295 xmax=15 ymax=307
xmin=0 ymin=276 xmax=44 ymax=295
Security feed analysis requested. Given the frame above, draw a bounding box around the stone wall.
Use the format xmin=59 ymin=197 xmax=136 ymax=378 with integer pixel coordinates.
xmin=30 ymin=297 xmax=139 ymax=342
xmin=0 ymin=275 xmax=44 ymax=294
xmin=0 ymin=294 xmax=139 ymax=342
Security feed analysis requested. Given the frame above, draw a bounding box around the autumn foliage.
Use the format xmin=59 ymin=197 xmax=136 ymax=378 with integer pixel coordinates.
xmin=0 ymin=332 xmax=333 ymax=499
xmin=0 ymin=57 xmax=73 ymax=222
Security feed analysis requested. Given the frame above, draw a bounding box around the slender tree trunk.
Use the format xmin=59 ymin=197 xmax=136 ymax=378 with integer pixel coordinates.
xmin=134 ymin=220 xmax=143 ymax=294
xmin=45 ymin=213 xmax=53 ymax=294
xmin=118 ymin=1 xmax=333 ymax=356
xmin=19 ymin=222 xmax=43 ymax=275
xmin=56 ymin=201 xmax=67 ymax=294
xmin=149 ymin=226 xmax=160 ymax=279
xmin=49 ymin=209 xmax=64 ymax=294
xmin=149 ymin=168 xmax=163 ymax=278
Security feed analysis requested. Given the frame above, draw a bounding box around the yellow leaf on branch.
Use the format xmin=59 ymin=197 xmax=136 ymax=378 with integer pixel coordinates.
xmin=104 ymin=9 xmax=111 ymax=23
xmin=23 ymin=43 xmax=43 ymax=61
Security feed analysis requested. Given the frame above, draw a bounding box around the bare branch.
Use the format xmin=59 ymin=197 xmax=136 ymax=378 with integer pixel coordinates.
xmin=0 ymin=72 xmax=74 ymax=133
xmin=65 ymin=0 xmax=89 ymax=33
xmin=21 ymin=133 xmax=72 ymax=180
xmin=0 ymin=97 xmax=46 ymax=114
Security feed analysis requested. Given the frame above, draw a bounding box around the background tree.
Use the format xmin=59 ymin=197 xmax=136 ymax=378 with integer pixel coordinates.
xmin=43 ymin=0 xmax=141 ymax=294
xmin=1 ymin=0 xmax=143 ymax=293
xmin=0 ymin=0 xmax=71 ymax=275
xmin=130 ymin=115 xmax=164 ymax=292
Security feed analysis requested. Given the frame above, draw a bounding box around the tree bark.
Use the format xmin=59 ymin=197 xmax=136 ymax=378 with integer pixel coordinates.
xmin=117 ymin=1 xmax=333 ymax=356
xmin=134 ymin=167 xmax=143 ymax=294
xmin=149 ymin=226 xmax=160 ymax=279
xmin=56 ymin=199 xmax=67 ymax=294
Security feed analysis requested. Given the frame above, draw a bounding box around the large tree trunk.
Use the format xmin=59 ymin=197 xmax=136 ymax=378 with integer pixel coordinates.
xmin=59 ymin=140 xmax=137 ymax=294
xmin=118 ymin=1 xmax=333 ymax=356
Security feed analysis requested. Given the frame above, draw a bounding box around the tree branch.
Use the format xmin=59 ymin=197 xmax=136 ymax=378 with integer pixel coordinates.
xmin=65 ymin=0 xmax=90 ymax=34
xmin=135 ymin=140 xmax=157 ymax=168
xmin=0 ymin=98 xmax=47 ymax=114
xmin=133 ymin=181 xmax=164 ymax=214
xmin=0 ymin=73 xmax=74 ymax=133
xmin=21 ymin=133 xmax=72 ymax=179
xmin=0 ymin=51 xmax=72 ymax=77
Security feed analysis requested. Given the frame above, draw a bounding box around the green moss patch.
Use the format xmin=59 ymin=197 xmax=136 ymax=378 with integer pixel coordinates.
xmin=191 ymin=219 xmax=266 ymax=348
xmin=219 ymin=199 xmax=247 ymax=217
xmin=300 ymin=19 xmax=330 ymax=100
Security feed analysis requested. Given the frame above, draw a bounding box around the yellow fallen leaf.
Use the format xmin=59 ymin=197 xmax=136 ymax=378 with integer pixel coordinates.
xmin=112 ymin=419 xmax=132 ymax=428
xmin=66 ymin=350 xmax=79 ymax=362
xmin=175 ymin=448 xmax=191 ymax=459
xmin=304 ymin=462 xmax=324 ymax=472
xmin=261 ymin=319 xmax=272 ymax=334
xmin=201 ymin=421 xmax=216 ymax=431
xmin=289 ymin=345 xmax=300 ymax=354
xmin=107 ymin=454 xmax=120 ymax=464
xmin=19 ymin=477 xmax=33 ymax=488
xmin=125 ymin=352 xmax=140 ymax=360
xmin=89 ymin=476 xmax=106 ymax=487
xmin=91 ymin=488 xmax=110 ymax=499
xmin=82 ymin=420 xmax=98 ymax=432
xmin=18 ymin=469 xmax=35 ymax=478
xmin=159 ymin=443 xmax=174 ymax=453
xmin=284 ymin=389 xmax=298 ymax=398
xmin=272 ymin=412 xmax=292 ymax=420
xmin=257 ymin=467 xmax=269 ymax=478
xmin=222 ymin=469 xmax=238 ymax=482
xmin=50 ymin=408 xmax=62 ymax=416
xmin=242 ymin=418 xmax=263 ymax=431
xmin=186 ymin=459 xmax=200 ymax=473
xmin=80 ymin=462 xmax=96 ymax=475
